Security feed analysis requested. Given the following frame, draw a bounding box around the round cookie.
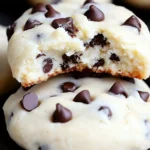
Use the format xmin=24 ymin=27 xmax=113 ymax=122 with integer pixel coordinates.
xmin=125 ymin=0 xmax=150 ymax=9
xmin=7 ymin=1 xmax=150 ymax=87
xmin=3 ymin=75 xmax=150 ymax=150
xmin=0 ymin=26 xmax=18 ymax=95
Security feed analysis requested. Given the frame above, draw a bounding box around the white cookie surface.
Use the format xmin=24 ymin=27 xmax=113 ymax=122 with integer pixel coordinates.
xmin=3 ymin=75 xmax=150 ymax=150
xmin=7 ymin=1 xmax=150 ymax=87
xmin=0 ymin=26 xmax=18 ymax=95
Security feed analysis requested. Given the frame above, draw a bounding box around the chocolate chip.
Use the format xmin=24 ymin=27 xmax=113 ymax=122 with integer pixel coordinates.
xmin=122 ymin=15 xmax=141 ymax=32
xmin=7 ymin=22 xmax=16 ymax=40
xmin=73 ymin=90 xmax=92 ymax=104
xmin=83 ymin=0 xmax=95 ymax=5
xmin=20 ymin=93 xmax=39 ymax=111
xmin=31 ymin=3 xmax=47 ymax=14
xmin=109 ymin=82 xmax=128 ymax=98
xmin=110 ymin=53 xmax=120 ymax=61
xmin=53 ymin=103 xmax=72 ymax=123
xmin=36 ymin=54 xmax=46 ymax=58
xmin=70 ymin=52 xmax=82 ymax=63
xmin=121 ymin=77 xmax=135 ymax=84
xmin=60 ymin=62 xmax=69 ymax=70
xmin=38 ymin=145 xmax=48 ymax=150
xmin=138 ymin=91 xmax=149 ymax=102
xmin=61 ymin=82 xmax=77 ymax=93
xmin=94 ymin=59 xmax=105 ymax=67
xmin=99 ymin=106 xmax=112 ymax=119
xmin=62 ymin=53 xmax=82 ymax=64
xmin=22 ymin=85 xmax=34 ymax=91
xmin=84 ymin=5 xmax=104 ymax=22
xmin=52 ymin=17 xmax=78 ymax=37
xmin=45 ymin=4 xmax=60 ymax=18
xmin=88 ymin=34 xmax=107 ymax=47
xmin=43 ymin=58 xmax=53 ymax=73
xmin=24 ymin=19 xmax=42 ymax=31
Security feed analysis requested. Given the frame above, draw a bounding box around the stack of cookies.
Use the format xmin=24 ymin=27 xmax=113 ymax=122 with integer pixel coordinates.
xmin=3 ymin=0 xmax=150 ymax=150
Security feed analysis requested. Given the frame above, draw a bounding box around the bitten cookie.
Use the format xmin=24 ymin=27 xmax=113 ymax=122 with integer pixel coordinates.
xmin=0 ymin=26 xmax=18 ymax=95
xmin=3 ymin=75 xmax=150 ymax=150
xmin=7 ymin=1 xmax=150 ymax=87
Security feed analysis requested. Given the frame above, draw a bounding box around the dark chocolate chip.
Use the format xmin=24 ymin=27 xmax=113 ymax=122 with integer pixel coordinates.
xmin=83 ymin=0 xmax=95 ymax=5
xmin=62 ymin=53 xmax=82 ymax=64
xmin=38 ymin=145 xmax=48 ymax=150
xmin=89 ymin=34 xmax=107 ymax=47
xmin=73 ymin=90 xmax=92 ymax=104
xmin=61 ymin=82 xmax=77 ymax=92
xmin=60 ymin=62 xmax=69 ymax=70
xmin=20 ymin=93 xmax=39 ymax=111
xmin=94 ymin=59 xmax=105 ymax=67
xmin=53 ymin=103 xmax=72 ymax=123
xmin=45 ymin=4 xmax=60 ymax=18
xmin=36 ymin=54 xmax=46 ymax=58
xmin=84 ymin=5 xmax=104 ymax=22
xmin=22 ymin=85 xmax=34 ymax=91
xmin=99 ymin=106 xmax=112 ymax=119
xmin=7 ymin=22 xmax=16 ymax=41
xmin=109 ymin=82 xmax=128 ymax=98
xmin=122 ymin=15 xmax=141 ymax=32
xmin=138 ymin=91 xmax=149 ymax=102
xmin=52 ymin=17 xmax=78 ymax=37
xmin=50 ymin=95 xmax=57 ymax=97
xmin=36 ymin=33 xmax=44 ymax=41
xmin=31 ymin=3 xmax=47 ymax=14
xmin=24 ymin=19 xmax=42 ymax=31
xmin=110 ymin=53 xmax=120 ymax=61
xmin=43 ymin=58 xmax=53 ymax=73
xmin=70 ymin=52 xmax=82 ymax=63
xmin=121 ymin=77 xmax=135 ymax=84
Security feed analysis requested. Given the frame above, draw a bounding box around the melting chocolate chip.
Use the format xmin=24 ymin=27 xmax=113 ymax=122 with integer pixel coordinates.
xmin=7 ymin=22 xmax=16 ymax=40
xmin=53 ymin=103 xmax=72 ymax=123
xmin=43 ymin=58 xmax=53 ymax=73
xmin=24 ymin=19 xmax=42 ymax=31
xmin=138 ymin=91 xmax=149 ymax=102
xmin=73 ymin=90 xmax=92 ymax=104
xmin=70 ymin=52 xmax=82 ymax=63
xmin=83 ymin=0 xmax=95 ymax=5
xmin=122 ymin=15 xmax=141 ymax=32
xmin=20 ymin=93 xmax=39 ymax=111
xmin=110 ymin=53 xmax=120 ymax=61
xmin=109 ymin=82 xmax=128 ymax=98
xmin=22 ymin=85 xmax=34 ymax=91
xmin=60 ymin=62 xmax=69 ymax=70
xmin=38 ymin=145 xmax=48 ymax=150
xmin=121 ymin=77 xmax=135 ymax=84
xmin=61 ymin=82 xmax=77 ymax=92
xmin=94 ymin=59 xmax=105 ymax=67
xmin=36 ymin=54 xmax=46 ymax=58
xmin=84 ymin=5 xmax=104 ymax=22
xmin=62 ymin=53 xmax=82 ymax=64
xmin=99 ymin=106 xmax=112 ymax=119
xmin=31 ymin=3 xmax=47 ymax=14
xmin=45 ymin=4 xmax=60 ymax=18
xmin=88 ymin=34 xmax=107 ymax=47
xmin=52 ymin=17 xmax=78 ymax=37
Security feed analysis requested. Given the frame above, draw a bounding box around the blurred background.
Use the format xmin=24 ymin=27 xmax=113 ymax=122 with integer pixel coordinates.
xmin=0 ymin=0 xmax=150 ymax=149
xmin=0 ymin=0 xmax=150 ymax=28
